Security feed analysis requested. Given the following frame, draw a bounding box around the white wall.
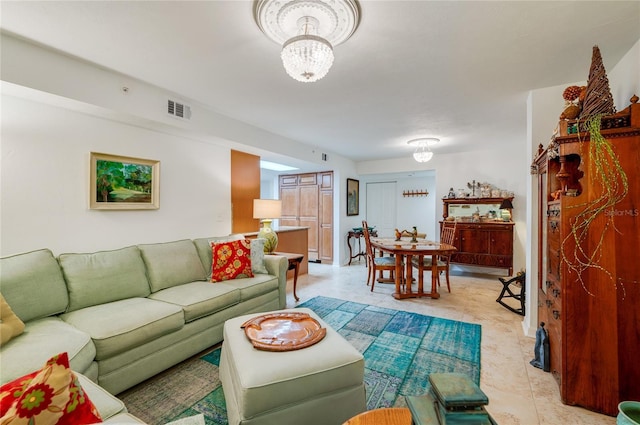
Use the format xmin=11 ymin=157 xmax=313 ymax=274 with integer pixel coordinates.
xmin=0 ymin=95 xmax=232 ymax=256
xmin=609 ymin=39 xmax=640 ymax=110
xmin=0 ymin=32 xmax=362 ymax=264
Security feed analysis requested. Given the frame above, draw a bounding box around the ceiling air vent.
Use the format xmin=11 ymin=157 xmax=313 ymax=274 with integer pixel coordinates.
xmin=167 ymin=99 xmax=191 ymax=120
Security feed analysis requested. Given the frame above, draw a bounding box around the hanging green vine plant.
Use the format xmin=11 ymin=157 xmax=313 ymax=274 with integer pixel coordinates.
xmin=561 ymin=113 xmax=629 ymax=296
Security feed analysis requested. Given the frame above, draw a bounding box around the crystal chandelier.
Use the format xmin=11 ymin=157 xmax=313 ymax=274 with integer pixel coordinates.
xmin=254 ymin=0 xmax=360 ymax=83
xmin=281 ymin=17 xmax=334 ymax=82
xmin=408 ymin=138 xmax=439 ymax=163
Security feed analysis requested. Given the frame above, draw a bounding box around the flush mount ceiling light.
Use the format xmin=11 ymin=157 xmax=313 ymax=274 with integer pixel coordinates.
xmin=408 ymin=138 xmax=440 ymax=163
xmin=254 ymin=0 xmax=360 ymax=82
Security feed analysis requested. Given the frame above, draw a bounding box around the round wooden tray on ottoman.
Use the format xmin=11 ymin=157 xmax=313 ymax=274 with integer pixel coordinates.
xmin=241 ymin=311 xmax=326 ymax=351
xmin=220 ymin=308 xmax=366 ymax=425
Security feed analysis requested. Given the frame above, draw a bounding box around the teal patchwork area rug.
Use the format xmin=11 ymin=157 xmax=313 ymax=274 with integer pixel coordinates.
xmin=120 ymin=296 xmax=481 ymax=424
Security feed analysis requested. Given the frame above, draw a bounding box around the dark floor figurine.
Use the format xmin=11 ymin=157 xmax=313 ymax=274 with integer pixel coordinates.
xmin=530 ymin=322 xmax=550 ymax=372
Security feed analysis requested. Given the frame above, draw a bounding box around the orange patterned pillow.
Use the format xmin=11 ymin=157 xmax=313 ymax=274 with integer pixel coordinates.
xmin=0 ymin=352 xmax=102 ymax=425
xmin=210 ymin=239 xmax=254 ymax=282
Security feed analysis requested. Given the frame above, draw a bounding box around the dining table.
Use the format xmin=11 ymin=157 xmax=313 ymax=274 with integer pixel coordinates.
xmin=369 ymin=236 xmax=457 ymax=299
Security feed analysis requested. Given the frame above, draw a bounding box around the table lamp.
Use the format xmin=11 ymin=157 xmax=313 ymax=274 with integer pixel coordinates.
xmin=253 ymin=199 xmax=282 ymax=253
xmin=499 ymin=199 xmax=514 ymax=222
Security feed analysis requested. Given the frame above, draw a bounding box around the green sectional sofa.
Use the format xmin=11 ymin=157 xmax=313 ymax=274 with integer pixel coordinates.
xmin=0 ymin=237 xmax=288 ymax=423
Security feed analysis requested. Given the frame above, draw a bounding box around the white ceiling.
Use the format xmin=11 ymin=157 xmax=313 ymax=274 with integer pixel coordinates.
xmin=1 ymin=1 xmax=639 ymax=167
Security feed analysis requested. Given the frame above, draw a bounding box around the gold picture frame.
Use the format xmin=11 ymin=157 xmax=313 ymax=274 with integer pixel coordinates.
xmin=90 ymin=152 xmax=160 ymax=210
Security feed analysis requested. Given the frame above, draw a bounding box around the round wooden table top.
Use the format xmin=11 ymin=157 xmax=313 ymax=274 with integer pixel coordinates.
xmin=343 ymin=408 xmax=412 ymax=425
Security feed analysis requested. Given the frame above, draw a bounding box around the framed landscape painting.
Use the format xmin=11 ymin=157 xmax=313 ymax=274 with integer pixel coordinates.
xmin=347 ymin=178 xmax=359 ymax=216
xmin=90 ymin=152 xmax=160 ymax=210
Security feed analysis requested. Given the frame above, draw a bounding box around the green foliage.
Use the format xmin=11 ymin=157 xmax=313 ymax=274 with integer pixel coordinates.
xmin=96 ymin=160 xmax=153 ymax=202
xmin=561 ymin=114 xmax=629 ymax=296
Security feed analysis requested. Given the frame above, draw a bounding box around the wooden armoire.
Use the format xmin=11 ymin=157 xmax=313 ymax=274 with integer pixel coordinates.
xmin=532 ymin=99 xmax=640 ymax=416
xmin=279 ymin=172 xmax=333 ymax=263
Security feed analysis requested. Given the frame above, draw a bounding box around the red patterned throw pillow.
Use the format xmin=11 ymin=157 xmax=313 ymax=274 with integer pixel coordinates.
xmin=210 ymin=239 xmax=254 ymax=282
xmin=0 ymin=352 xmax=102 ymax=425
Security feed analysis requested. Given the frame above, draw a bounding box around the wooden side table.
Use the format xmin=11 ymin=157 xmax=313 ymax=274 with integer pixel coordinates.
xmin=342 ymin=407 xmax=412 ymax=425
xmin=272 ymin=252 xmax=304 ymax=301
xmin=347 ymin=229 xmax=378 ymax=265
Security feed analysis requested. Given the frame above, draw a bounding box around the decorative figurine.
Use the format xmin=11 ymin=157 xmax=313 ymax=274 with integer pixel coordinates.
xmin=410 ymin=226 xmax=418 ymax=243
xmin=394 ymin=228 xmax=402 ymax=241
xmin=448 ymin=187 xmax=456 ymax=198
xmin=467 ymin=180 xmax=481 ymax=197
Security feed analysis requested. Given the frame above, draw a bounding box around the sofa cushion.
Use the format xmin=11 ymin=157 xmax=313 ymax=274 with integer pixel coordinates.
xmin=210 ymin=240 xmax=253 ymax=282
xmin=0 ymin=294 xmax=25 ymax=344
xmin=231 ymin=274 xmax=279 ymax=302
xmin=0 ymin=352 xmax=102 ymax=425
xmin=0 ymin=249 xmax=69 ymax=322
xmin=0 ymin=317 xmax=96 ymax=385
xmin=193 ymin=234 xmax=243 ymax=276
xmin=59 ymin=246 xmax=151 ymax=312
xmin=138 ymin=239 xmax=207 ymax=292
xmin=250 ymin=239 xmax=269 ymax=274
xmin=60 ymin=298 xmax=184 ymax=360
xmin=148 ymin=281 xmax=240 ymax=323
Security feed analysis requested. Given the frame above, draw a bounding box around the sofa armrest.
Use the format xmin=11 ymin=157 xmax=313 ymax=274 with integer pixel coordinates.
xmin=263 ymin=255 xmax=288 ymax=308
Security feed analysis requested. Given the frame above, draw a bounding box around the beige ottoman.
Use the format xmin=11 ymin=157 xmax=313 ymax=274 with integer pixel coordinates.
xmin=220 ymin=308 xmax=366 ymax=425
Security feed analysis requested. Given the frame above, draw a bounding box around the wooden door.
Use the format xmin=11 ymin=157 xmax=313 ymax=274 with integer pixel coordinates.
xmin=366 ymin=182 xmax=397 ymax=237
xmin=231 ymin=150 xmax=260 ymax=233
xmin=319 ymin=172 xmax=334 ymax=261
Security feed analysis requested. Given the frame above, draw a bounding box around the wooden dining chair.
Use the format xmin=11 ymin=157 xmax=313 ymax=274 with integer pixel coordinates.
xmin=362 ymin=221 xmax=401 ymax=292
xmin=412 ymin=221 xmax=456 ymax=292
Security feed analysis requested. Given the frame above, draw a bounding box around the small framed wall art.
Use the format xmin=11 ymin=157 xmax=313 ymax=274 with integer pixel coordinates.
xmin=346 ymin=178 xmax=359 ymax=216
xmin=90 ymin=152 xmax=160 ymax=210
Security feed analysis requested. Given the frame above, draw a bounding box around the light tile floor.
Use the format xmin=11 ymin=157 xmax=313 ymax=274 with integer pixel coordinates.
xmin=285 ymin=261 xmax=615 ymax=425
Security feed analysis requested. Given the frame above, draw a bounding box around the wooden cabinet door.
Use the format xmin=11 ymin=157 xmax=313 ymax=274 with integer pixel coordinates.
xmin=459 ymin=227 xmax=488 ymax=254
xmin=280 ymin=185 xmax=300 ymax=227
xmin=319 ymin=172 xmax=333 ymax=262
xmin=488 ymin=227 xmax=512 ymax=256
xmin=279 ymin=172 xmax=333 ymax=263
xmin=299 ymin=184 xmax=319 ymax=261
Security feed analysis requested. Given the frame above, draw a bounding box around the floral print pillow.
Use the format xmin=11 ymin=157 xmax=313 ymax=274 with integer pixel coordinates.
xmin=0 ymin=352 xmax=102 ymax=425
xmin=210 ymin=239 xmax=254 ymax=282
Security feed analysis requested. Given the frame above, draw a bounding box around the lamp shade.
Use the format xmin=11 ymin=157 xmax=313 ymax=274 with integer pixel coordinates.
xmin=499 ymin=198 xmax=513 ymax=222
xmin=253 ymin=199 xmax=282 ymax=219
xmin=499 ymin=199 xmax=514 ymax=210
xmin=253 ymin=199 xmax=282 ymax=254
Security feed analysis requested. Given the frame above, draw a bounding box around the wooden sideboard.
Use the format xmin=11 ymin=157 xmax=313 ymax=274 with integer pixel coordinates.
xmin=441 ymin=198 xmax=514 ymax=275
xmin=443 ymin=221 xmax=514 ymax=275
xmin=532 ymin=100 xmax=640 ymax=416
